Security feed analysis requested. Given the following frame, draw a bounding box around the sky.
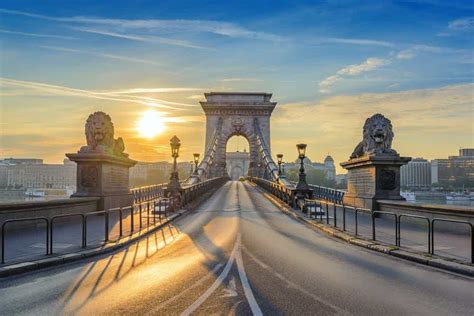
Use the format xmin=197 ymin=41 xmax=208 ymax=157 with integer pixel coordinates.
xmin=0 ymin=0 xmax=473 ymax=173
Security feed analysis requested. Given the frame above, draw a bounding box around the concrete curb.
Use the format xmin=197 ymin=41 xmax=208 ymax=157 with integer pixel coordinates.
xmin=0 ymin=210 xmax=186 ymax=278
xmin=249 ymin=182 xmax=474 ymax=277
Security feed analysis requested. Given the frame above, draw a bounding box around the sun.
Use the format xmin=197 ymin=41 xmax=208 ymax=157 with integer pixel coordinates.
xmin=136 ymin=110 xmax=166 ymax=138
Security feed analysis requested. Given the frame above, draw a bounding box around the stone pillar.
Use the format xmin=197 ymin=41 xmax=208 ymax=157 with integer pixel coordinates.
xmin=66 ymin=112 xmax=137 ymax=210
xmin=340 ymin=155 xmax=410 ymax=210
xmin=341 ymin=113 xmax=411 ymax=211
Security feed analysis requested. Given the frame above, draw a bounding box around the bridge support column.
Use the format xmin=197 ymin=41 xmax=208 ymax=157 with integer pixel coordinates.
xmin=341 ymin=155 xmax=410 ymax=211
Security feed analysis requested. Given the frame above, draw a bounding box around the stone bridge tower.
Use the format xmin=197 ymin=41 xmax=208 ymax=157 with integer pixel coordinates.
xmin=200 ymin=92 xmax=276 ymax=178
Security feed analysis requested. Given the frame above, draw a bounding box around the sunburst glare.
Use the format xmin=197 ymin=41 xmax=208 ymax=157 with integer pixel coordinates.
xmin=136 ymin=109 xmax=166 ymax=138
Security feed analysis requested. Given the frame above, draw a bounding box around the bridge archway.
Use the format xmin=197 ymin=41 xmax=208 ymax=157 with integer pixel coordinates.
xmin=200 ymin=92 xmax=277 ymax=179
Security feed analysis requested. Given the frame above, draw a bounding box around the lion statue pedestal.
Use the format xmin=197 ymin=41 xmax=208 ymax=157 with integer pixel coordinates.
xmin=340 ymin=114 xmax=411 ymax=211
xmin=66 ymin=112 xmax=137 ymax=210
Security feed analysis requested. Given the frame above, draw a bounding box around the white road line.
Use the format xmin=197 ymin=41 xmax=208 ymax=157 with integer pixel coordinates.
xmin=242 ymin=245 xmax=348 ymax=315
xmin=235 ymin=235 xmax=263 ymax=316
xmin=180 ymin=239 xmax=239 ymax=316
xmin=146 ymin=263 xmax=224 ymax=315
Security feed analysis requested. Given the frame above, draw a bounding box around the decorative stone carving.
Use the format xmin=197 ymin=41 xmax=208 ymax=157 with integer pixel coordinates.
xmin=81 ymin=166 xmax=98 ymax=188
xmin=80 ymin=111 xmax=128 ymax=157
xmin=341 ymin=113 xmax=411 ymax=210
xmin=66 ymin=111 xmax=136 ymax=210
xmin=350 ymin=113 xmax=397 ymax=159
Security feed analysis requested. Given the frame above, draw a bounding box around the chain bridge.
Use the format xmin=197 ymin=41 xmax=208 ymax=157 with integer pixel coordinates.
xmin=0 ymin=92 xmax=473 ymax=315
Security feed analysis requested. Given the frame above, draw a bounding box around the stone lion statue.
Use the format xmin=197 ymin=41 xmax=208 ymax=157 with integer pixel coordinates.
xmin=350 ymin=113 xmax=397 ymax=159
xmin=80 ymin=111 xmax=127 ymax=157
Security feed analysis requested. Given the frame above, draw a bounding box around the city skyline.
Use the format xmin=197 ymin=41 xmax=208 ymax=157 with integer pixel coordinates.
xmin=1 ymin=1 xmax=473 ymax=173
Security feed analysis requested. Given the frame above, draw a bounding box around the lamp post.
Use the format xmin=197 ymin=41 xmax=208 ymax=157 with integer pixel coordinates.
xmin=167 ymin=135 xmax=182 ymax=194
xmin=189 ymin=161 xmax=194 ymax=175
xmin=276 ymin=154 xmax=283 ymax=176
xmin=193 ymin=153 xmax=200 ymax=174
xmin=296 ymin=144 xmax=309 ymax=191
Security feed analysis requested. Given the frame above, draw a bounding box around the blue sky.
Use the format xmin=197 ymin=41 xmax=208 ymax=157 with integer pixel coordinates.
xmin=0 ymin=0 xmax=473 ymax=171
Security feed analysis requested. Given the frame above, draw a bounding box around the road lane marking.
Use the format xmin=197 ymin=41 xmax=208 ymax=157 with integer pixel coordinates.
xmin=242 ymin=245 xmax=349 ymax=315
xmin=221 ymin=277 xmax=238 ymax=297
xmin=180 ymin=238 xmax=239 ymax=316
xmin=235 ymin=235 xmax=263 ymax=316
xmin=145 ymin=263 xmax=224 ymax=315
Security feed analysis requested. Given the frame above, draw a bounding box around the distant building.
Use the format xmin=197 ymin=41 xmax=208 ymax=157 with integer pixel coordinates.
xmin=129 ymin=161 xmax=192 ymax=187
xmin=401 ymin=158 xmax=431 ymax=189
xmin=0 ymin=158 xmax=43 ymax=165
xmin=5 ymin=160 xmax=76 ymax=190
xmin=285 ymin=155 xmax=336 ymax=181
xmin=431 ymin=148 xmax=474 ymax=187
xmin=226 ymin=150 xmax=249 ymax=180
xmin=335 ymin=174 xmax=347 ymax=186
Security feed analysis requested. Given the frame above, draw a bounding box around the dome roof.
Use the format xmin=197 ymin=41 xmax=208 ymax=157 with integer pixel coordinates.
xmin=324 ymin=155 xmax=334 ymax=162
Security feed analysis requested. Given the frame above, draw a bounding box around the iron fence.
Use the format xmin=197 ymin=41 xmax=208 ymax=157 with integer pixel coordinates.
xmin=250 ymin=176 xmax=474 ymax=264
xmin=0 ymin=177 xmax=228 ymax=266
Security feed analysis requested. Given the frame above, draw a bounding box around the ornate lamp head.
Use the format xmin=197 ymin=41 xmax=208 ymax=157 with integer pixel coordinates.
xmin=296 ymin=144 xmax=307 ymax=159
xmin=276 ymin=154 xmax=283 ymax=164
xmin=170 ymin=135 xmax=181 ymax=158
xmin=193 ymin=153 xmax=200 ymax=165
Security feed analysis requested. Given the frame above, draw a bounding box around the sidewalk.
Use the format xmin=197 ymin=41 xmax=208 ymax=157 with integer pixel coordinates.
xmin=251 ymin=183 xmax=474 ymax=277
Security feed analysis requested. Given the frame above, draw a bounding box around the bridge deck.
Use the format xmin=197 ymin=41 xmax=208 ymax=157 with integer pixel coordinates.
xmin=0 ymin=181 xmax=472 ymax=314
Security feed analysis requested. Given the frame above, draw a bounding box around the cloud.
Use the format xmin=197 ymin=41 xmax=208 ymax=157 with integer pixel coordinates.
xmin=220 ymin=78 xmax=263 ymax=82
xmin=0 ymin=8 xmax=286 ymax=42
xmin=318 ymin=37 xmax=394 ymax=47
xmin=448 ymin=17 xmax=474 ymax=30
xmin=0 ymin=28 xmax=75 ymax=40
xmin=39 ymin=45 xmax=162 ymax=66
xmin=319 ymin=58 xmax=390 ymax=92
xmin=273 ymin=83 xmax=474 ymax=171
xmin=97 ymin=87 xmax=204 ymax=94
xmin=396 ymin=50 xmax=416 ymax=59
xmin=187 ymin=94 xmax=205 ymax=100
xmin=72 ymin=27 xmax=207 ymax=49
xmin=0 ymin=77 xmax=196 ymax=109
xmin=396 ymin=44 xmax=464 ymax=60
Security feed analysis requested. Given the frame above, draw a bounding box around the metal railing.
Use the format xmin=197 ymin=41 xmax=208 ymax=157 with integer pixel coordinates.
xmin=251 ymin=177 xmax=474 ymax=264
xmin=308 ymin=184 xmax=345 ymax=204
xmin=0 ymin=177 xmax=229 ymax=266
xmin=131 ymin=183 xmax=167 ymax=204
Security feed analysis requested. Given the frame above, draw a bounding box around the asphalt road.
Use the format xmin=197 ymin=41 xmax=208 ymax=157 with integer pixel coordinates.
xmin=0 ymin=181 xmax=472 ymax=315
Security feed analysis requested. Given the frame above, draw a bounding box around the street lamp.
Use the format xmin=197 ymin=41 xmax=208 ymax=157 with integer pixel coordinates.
xmin=168 ymin=135 xmax=182 ymax=193
xmin=276 ymin=154 xmax=283 ymax=176
xmin=257 ymin=162 xmax=262 ymax=178
xmin=193 ymin=153 xmax=200 ymax=174
xmin=296 ymin=143 xmax=310 ymax=191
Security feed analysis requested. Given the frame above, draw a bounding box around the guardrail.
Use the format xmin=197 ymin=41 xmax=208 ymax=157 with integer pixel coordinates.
xmin=248 ymin=177 xmax=298 ymax=207
xmin=250 ymin=177 xmax=473 ymax=264
xmin=308 ymin=184 xmax=345 ymax=204
xmin=1 ymin=177 xmax=228 ymax=265
xmin=131 ymin=183 xmax=167 ymax=204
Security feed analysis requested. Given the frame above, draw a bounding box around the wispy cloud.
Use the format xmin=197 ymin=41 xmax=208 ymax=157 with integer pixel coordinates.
xmin=0 ymin=8 xmax=286 ymax=42
xmin=319 ymin=58 xmax=390 ymax=93
xmin=220 ymin=77 xmax=263 ymax=82
xmin=98 ymin=88 xmax=205 ymax=94
xmin=437 ymin=16 xmax=474 ymax=36
xmin=0 ymin=77 xmax=197 ymax=109
xmin=72 ymin=27 xmax=207 ymax=49
xmin=316 ymin=37 xmax=394 ymax=47
xmin=0 ymin=28 xmax=76 ymax=40
xmin=448 ymin=17 xmax=474 ymax=30
xmin=396 ymin=44 xmax=464 ymax=60
xmin=40 ymin=45 xmax=162 ymax=66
